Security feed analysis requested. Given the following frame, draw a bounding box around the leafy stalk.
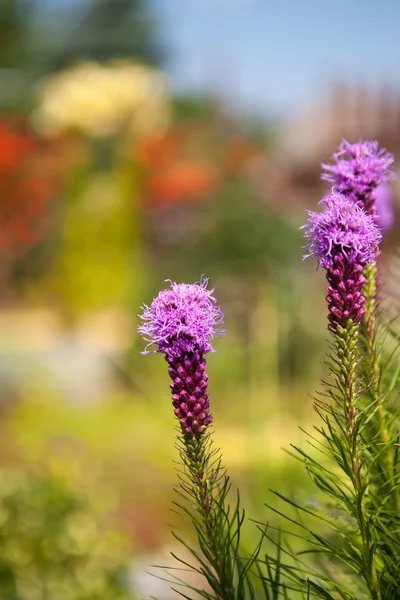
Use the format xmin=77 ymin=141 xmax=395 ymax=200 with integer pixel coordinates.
xmin=260 ymin=318 xmax=390 ymax=598
xmin=168 ymin=432 xmax=262 ymax=600
xmin=335 ymin=321 xmax=380 ymax=600
xmin=362 ymin=262 xmax=397 ymax=512
xmin=180 ymin=434 xmax=236 ymax=600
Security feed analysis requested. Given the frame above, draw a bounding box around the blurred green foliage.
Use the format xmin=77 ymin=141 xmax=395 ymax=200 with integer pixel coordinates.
xmin=191 ymin=181 xmax=299 ymax=277
xmin=0 ymin=465 xmax=132 ymax=599
xmin=52 ymin=161 xmax=140 ymax=319
xmin=54 ymin=0 xmax=160 ymax=68
xmin=0 ymin=0 xmax=30 ymax=67
xmin=0 ymin=1 xmax=334 ymax=597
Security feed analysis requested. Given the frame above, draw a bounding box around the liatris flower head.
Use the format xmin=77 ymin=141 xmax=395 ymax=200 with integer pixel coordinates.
xmin=303 ymin=193 xmax=381 ymax=332
xmin=138 ymin=277 xmax=225 ymax=357
xmin=321 ymin=139 xmax=395 ymax=218
xmin=303 ymin=193 xmax=382 ymax=269
xmin=138 ymin=278 xmax=225 ymax=437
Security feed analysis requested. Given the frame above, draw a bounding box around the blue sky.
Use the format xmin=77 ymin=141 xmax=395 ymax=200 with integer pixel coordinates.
xmin=39 ymin=0 xmax=400 ymax=117
xmin=155 ymin=0 xmax=400 ymax=116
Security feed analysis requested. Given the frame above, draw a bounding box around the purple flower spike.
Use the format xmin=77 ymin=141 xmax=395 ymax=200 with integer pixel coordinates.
xmin=303 ymin=193 xmax=381 ymax=333
xmin=138 ymin=278 xmax=225 ymax=438
xmin=375 ymin=182 xmax=395 ymax=232
xmin=321 ymin=139 xmax=395 ymax=219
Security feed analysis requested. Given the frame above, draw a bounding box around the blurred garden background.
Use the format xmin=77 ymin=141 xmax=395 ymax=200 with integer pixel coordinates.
xmin=1 ymin=0 xmax=400 ymax=598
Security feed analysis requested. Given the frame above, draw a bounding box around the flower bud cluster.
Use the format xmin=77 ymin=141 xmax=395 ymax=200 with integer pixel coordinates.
xmin=168 ymin=352 xmax=212 ymax=437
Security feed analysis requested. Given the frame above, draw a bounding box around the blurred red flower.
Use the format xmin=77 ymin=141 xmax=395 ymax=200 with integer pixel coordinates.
xmin=135 ymin=130 xmax=218 ymax=210
xmin=145 ymin=161 xmax=218 ymax=209
xmin=135 ymin=131 xmax=178 ymax=171
xmin=224 ymin=138 xmax=263 ymax=176
xmin=0 ymin=119 xmax=64 ymax=257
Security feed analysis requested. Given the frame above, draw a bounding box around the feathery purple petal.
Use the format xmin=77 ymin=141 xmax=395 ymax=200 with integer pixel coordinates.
xmin=375 ymin=182 xmax=395 ymax=232
xmin=138 ymin=277 xmax=225 ymax=357
xmin=303 ymin=193 xmax=382 ymax=270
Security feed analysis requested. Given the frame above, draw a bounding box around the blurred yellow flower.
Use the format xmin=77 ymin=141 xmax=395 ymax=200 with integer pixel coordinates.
xmin=32 ymin=60 xmax=170 ymax=138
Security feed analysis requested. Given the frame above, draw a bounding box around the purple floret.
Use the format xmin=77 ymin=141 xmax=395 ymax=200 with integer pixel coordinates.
xmin=138 ymin=278 xmax=225 ymax=358
xmin=375 ymin=182 xmax=395 ymax=232
xmin=321 ymin=139 xmax=395 ymax=217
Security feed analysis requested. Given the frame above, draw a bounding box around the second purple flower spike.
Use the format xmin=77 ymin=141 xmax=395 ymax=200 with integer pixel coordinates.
xmin=303 ymin=193 xmax=382 ymax=333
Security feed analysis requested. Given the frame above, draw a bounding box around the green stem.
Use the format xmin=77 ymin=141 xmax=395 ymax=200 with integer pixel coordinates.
xmin=184 ymin=435 xmax=236 ymax=600
xmin=363 ymin=264 xmax=380 ymax=399
xmin=336 ymin=321 xmax=381 ymax=600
